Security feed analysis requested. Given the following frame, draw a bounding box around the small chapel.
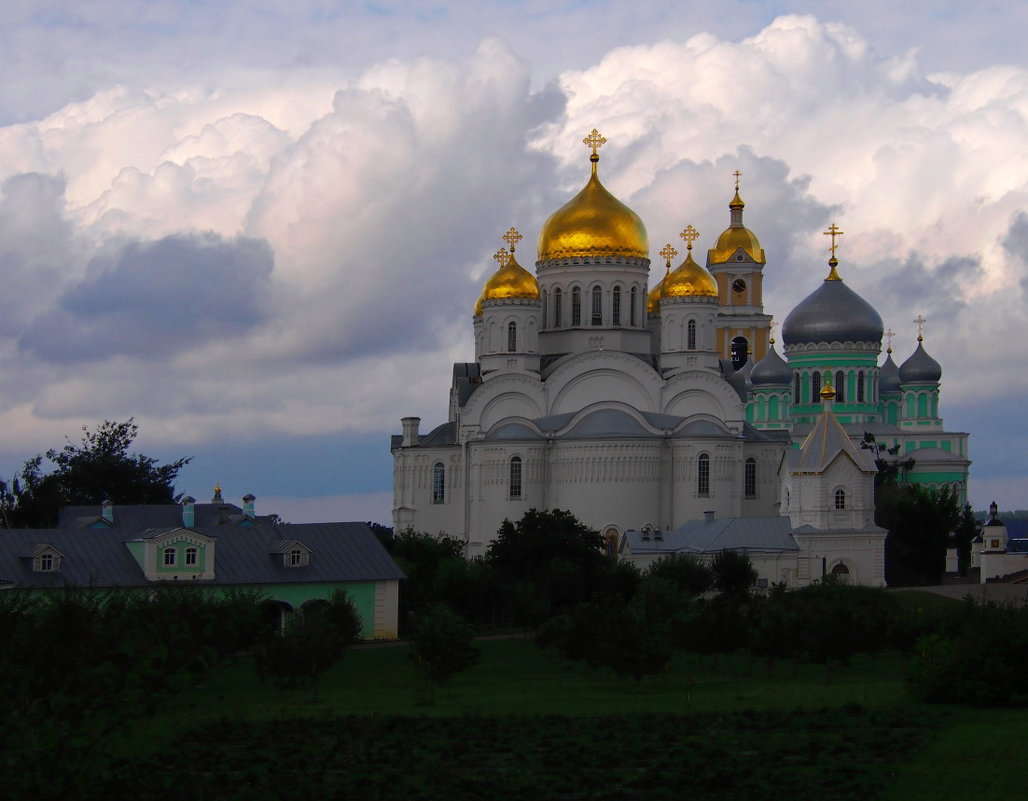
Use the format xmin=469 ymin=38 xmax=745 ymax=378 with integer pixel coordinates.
xmin=390 ymin=130 xmax=970 ymax=587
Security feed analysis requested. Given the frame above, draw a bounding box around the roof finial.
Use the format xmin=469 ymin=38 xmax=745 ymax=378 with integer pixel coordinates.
xmin=679 ymin=225 xmax=699 ymax=253
xmin=733 ymin=170 xmax=742 ymax=191
xmin=914 ymin=314 xmax=927 ymax=342
xmin=583 ymin=128 xmax=606 ymax=163
xmin=824 ymin=223 xmax=844 ymax=280
xmin=493 ymin=247 xmax=511 ymax=268
xmin=885 ymin=327 xmax=895 ymax=353
xmin=769 ymin=318 xmax=777 ymax=345
xmin=502 ymin=227 xmax=522 ymax=254
xmin=820 ymin=369 xmax=836 ymax=401
xmin=659 ymin=243 xmax=678 ymax=276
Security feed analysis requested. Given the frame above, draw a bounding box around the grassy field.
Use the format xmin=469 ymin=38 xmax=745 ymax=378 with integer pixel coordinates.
xmin=81 ymin=629 xmax=1026 ymax=801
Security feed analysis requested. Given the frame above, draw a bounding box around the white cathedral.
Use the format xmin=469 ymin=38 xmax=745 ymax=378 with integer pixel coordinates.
xmin=391 ymin=131 xmax=970 ymax=588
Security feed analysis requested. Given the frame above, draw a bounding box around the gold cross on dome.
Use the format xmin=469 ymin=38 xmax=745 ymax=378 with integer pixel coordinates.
xmin=914 ymin=314 xmax=927 ymax=340
xmin=502 ymin=227 xmax=523 ymax=253
xmin=679 ymin=225 xmax=699 ymax=251
xmin=733 ymin=170 xmax=742 ymax=191
xmin=583 ymin=128 xmax=607 ymax=156
xmin=493 ymin=248 xmax=510 ymax=267
xmin=769 ymin=318 xmax=778 ymax=338
xmin=824 ymin=223 xmax=844 ymax=257
xmin=659 ymin=243 xmax=678 ymax=267
xmin=885 ymin=328 xmax=895 ymax=350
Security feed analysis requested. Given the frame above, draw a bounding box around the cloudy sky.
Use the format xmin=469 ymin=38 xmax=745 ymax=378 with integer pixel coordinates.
xmin=2 ymin=1 xmax=1027 ymax=521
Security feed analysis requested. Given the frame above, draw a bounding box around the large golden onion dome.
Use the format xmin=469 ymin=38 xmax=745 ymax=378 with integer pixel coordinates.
xmin=662 ymin=250 xmax=718 ymax=299
xmin=537 ymin=130 xmax=648 ymax=262
xmin=474 ymin=236 xmax=539 ymax=316
xmin=708 ymin=189 xmax=766 ymax=265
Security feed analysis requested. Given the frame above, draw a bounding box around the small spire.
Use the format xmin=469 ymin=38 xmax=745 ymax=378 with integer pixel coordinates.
xmin=914 ymin=314 xmax=927 ymax=342
xmin=679 ymin=225 xmax=699 ymax=254
xmin=583 ymin=128 xmax=606 ymax=163
xmin=502 ymin=227 xmax=522 ymax=254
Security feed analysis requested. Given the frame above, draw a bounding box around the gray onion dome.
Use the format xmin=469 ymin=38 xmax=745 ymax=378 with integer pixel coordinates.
xmin=751 ymin=343 xmax=793 ymax=386
xmin=879 ymin=350 xmax=901 ymax=394
xmin=782 ymin=260 xmax=883 ymax=346
xmin=898 ymin=338 xmax=942 ymax=384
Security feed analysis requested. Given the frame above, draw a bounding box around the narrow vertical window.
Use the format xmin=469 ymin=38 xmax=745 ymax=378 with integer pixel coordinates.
xmin=507 ymin=321 xmax=517 ymax=352
xmin=185 ymin=547 xmax=198 ymax=566
xmin=540 ymin=289 xmax=547 ymax=326
xmin=432 ymin=462 xmax=445 ymax=504
xmin=39 ymin=553 xmax=54 ymax=572
xmin=591 ymin=286 xmax=602 ymax=325
xmin=687 ymin=319 xmax=697 ymax=350
xmin=834 ymin=489 xmax=846 ymax=510
xmin=793 ymin=373 xmax=800 ymax=404
xmin=571 ymin=287 xmax=581 ymax=326
xmin=612 ymin=286 xmax=621 ymax=326
xmin=289 ymin=549 xmax=303 ymax=566
xmin=835 ymin=370 xmax=845 ymax=403
xmin=744 ymin=457 xmax=756 ymax=498
xmin=630 ymin=287 xmax=638 ymax=326
xmin=811 ymin=371 xmax=821 ymax=403
xmin=857 ymin=371 xmax=865 ymax=402
xmin=509 ymin=456 xmax=522 ymax=499
xmin=553 ymin=288 xmax=562 ymax=327
xmin=697 ymin=453 xmax=710 ymax=496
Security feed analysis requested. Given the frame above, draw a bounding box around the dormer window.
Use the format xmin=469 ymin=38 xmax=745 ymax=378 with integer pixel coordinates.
xmin=37 ymin=552 xmax=57 ymax=572
xmin=289 ymin=549 xmax=308 ymax=567
xmin=24 ymin=544 xmax=65 ymax=573
xmin=271 ymin=539 xmax=312 ymax=568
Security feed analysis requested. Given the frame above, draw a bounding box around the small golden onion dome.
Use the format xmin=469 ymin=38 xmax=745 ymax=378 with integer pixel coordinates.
xmin=662 ymin=250 xmax=718 ymax=299
xmin=537 ymin=153 xmax=648 ymax=262
xmin=474 ymin=251 xmax=539 ymax=316
xmin=820 ymin=377 xmax=836 ymax=400
xmin=708 ymin=190 xmax=766 ymax=265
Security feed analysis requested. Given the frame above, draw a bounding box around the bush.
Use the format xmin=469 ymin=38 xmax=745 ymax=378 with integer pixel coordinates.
xmin=409 ymin=603 xmax=479 ymax=686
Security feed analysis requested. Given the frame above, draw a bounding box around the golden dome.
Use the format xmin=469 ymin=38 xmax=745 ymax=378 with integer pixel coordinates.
xmin=474 ymin=245 xmax=539 ymax=316
xmin=662 ymin=250 xmax=718 ymax=299
xmin=820 ymin=375 xmax=836 ymax=400
xmin=647 ymin=243 xmax=676 ymax=313
xmin=708 ymin=189 xmax=766 ymax=265
xmin=537 ymin=133 xmax=648 ymax=262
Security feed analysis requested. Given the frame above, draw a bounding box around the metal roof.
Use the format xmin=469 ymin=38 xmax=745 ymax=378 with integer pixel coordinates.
xmin=625 ymin=516 xmax=799 ymax=555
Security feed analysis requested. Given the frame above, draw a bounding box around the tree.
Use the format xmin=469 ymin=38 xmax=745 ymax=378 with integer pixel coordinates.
xmin=1 ymin=419 xmax=190 ymax=528
xmin=860 ymin=432 xmax=915 ymax=488
xmin=879 ymin=484 xmax=961 ymax=586
xmin=408 ymin=602 xmax=479 ymax=687
xmin=710 ymin=550 xmax=758 ymax=597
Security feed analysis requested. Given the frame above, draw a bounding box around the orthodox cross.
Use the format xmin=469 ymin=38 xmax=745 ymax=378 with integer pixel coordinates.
xmin=768 ymin=318 xmax=778 ymax=342
xmin=914 ymin=314 xmax=927 ymax=340
xmin=884 ymin=327 xmax=895 ymax=351
xmin=679 ymin=225 xmax=699 ymax=252
xmin=659 ymin=243 xmax=678 ymax=269
xmin=493 ymin=248 xmax=510 ymax=268
xmin=824 ymin=223 xmax=844 ymax=257
xmin=503 ymin=227 xmax=523 ymax=253
xmin=583 ymin=128 xmax=607 ymax=156
xmin=733 ymin=170 xmax=742 ymax=191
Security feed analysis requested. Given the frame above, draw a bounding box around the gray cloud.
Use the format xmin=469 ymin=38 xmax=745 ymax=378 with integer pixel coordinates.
xmin=20 ymin=232 xmax=274 ymax=362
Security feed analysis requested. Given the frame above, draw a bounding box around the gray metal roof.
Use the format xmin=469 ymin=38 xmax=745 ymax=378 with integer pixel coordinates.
xmin=794 ymin=405 xmax=878 ymax=474
xmin=0 ymin=508 xmax=404 ymax=590
xmin=625 ymin=516 xmax=799 ymax=555
xmin=750 ymin=344 xmax=792 ymax=387
xmin=898 ymin=339 xmax=942 ymax=384
xmin=782 ymin=273 xmax=883 ymax=346
xmin=879 ymin=352 xmax=901 ymax=394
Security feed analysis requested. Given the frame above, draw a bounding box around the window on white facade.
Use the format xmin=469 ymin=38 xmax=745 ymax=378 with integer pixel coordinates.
xmin=571 ymin=287 xmax=581 ymax=326
xmin=289 ymin=549 xmax=306 ymax=566
xmin=591 ymin=286 xmax=602 ymax=325
xmin=509 ymin=456 xmax=522 ymax=499
xmin=630 ymin=287 xmax=638 ymax=326
xmin=185 ymin=547 xmax=198 ymax=566
xmin=612 ymin=287 xmax=621 ymax=326
xmin=553 ymin=288 xmax=562 ymax=327
xmin=163 ymin=547 xmax=176 ymax=566
xmin=834 ymin=489 xmax=846 ymax=509
xmin=432 ymin=462 xmax=445 ymax=503
xmin=36 ymin=552 xmax=56 ymax=572
xmin=744 ymin=458 xmax=756 ymax=498
xmin=687 ymin=319 xmax=697 ymax=350
xmin=698 ymin=454 xmax=710 ymax=496
xmin=507 ymin=322 xmax=517 ymax=352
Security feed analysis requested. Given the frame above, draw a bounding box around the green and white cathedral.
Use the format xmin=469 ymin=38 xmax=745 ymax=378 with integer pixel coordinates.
xmin=391 ymin=131 xmax=970 ymax=587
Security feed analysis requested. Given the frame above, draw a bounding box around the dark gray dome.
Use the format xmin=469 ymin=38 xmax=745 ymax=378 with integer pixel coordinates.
xmin=782 ymin=273 xmax=883 ymax=346
xmin=898 ymin=339 xmax=941 ymax=384
xmin=751 ymin=345 xmax=792 ymax=386
xmin=879 ymin=351 xmax=901 ymax=394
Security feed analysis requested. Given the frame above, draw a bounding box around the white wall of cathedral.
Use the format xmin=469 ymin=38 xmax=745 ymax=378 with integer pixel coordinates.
xmin=784 ymin=457 xmax=875 ymax=531
xmin=391 ymin=447 xmax=466 ymax=539
xmin=545 ymin=351 xmax=664 ymax=416
xmin=477 ymin=305 xmax=542 ymax=374
xmin=662 ymin=371 xmax=746 ymax=427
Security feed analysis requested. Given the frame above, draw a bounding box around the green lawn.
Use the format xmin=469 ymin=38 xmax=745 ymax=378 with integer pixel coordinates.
xmin=77 ymin=638 xmax=1028 ymax=800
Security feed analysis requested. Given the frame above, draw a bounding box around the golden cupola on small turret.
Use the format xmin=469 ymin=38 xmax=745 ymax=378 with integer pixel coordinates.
xmin=662 ymin=225 xmax=718 ymax=300
xmin=537 ymin=129 xmax=648 ymax=263
xmin=474 ymin=228 xmax=540 ymax=316
xmin=648 ymin=243 xmax=676 ymax=313
xmin=708 ymin=177 xmax=766 ymax=265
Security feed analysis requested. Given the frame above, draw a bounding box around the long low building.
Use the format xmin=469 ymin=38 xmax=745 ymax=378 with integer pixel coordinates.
xmin=0 ymin=494 xmax=404 ymax=639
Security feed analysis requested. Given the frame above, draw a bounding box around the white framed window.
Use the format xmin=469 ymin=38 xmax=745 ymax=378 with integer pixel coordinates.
xmin=163 ymin=547 xmax=176 ymax=566
xmin=571 ymin=287 xmax=582 ymax=326
xmin=698 ymin=453 xmax=710 ymax=497
xmin=185 ymin=547 xmax=198 ymax=566
xmin=509 ymin=456 xmax=523 ymax=499
xmin=432 ymin=462 xmax=445 ymax=504
xmin=612 ymin=286 xmax=621 ymax=325
xmin=630 ymin=287 xmax=638 ymax=326
xmin=687 ymin=319 xmax=697 ymax=350
xmin=834 ymin=489 xmax=846 ymax=510
xmin=744 ymin=458 xmax=756 ymax=499
xmin=553 ymin=288 xmax=562 ymax=327
xmin=36 ymin=552 xmax=57 ymax=572
xmin=591 ymin=286 xmax=602 ymax=325
xmin=507 ymin=321 xmax=517 ymax=352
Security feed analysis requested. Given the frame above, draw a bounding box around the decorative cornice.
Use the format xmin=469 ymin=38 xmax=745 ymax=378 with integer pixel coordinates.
xmin=536 ymin=255 xmax=650 ymax=270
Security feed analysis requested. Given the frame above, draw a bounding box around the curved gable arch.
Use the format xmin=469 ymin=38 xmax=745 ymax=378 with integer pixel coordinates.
xmin=546 ymin=351 xmax=663 ymax=416
xmin=662 ymin=371 xmax=745 ymax=423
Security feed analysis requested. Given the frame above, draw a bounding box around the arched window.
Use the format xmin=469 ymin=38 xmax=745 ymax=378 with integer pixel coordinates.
xmin=857 ymin=371 xmax=865 ymax=402
xmin=507 ymin=321 xmax=517 ymax=352
xmin=918 ymin=393 xmax=928 ymax=417
xmin=630 ymin=287 xmax=638 ymax=326
xmin=432 ymin=462 xmax=445 ymax=504
xmin=591 ymin=286 xmax=602 ymax=325
xmin=553 ymin=288 xmax=562 ymax=327
xmin=697 ymin=453 xmax=710 ymax=496
xmin=744 ymin=457 xmax=756 ymax=499
xmin=571 ymin=287 xmax=582 ymax=326
xmin=830 ymin=562 xmax=850 ymax=583
xmin=612 ymin=286 xmax=621 ymax=326
xmin=687 ymin=319 xmax=697 ymax=350
xmin=811 ymin=371 xmax=822 ymax=403
xmin=835 ymin=370 xmax=845 ymax=403
xmin=509 ymin=456 xmax=522 ymax=499
xmin=730 ymin=336 xmax=749 ymax=370
xmin=834 ymin=488 xmax=846 ymax=509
